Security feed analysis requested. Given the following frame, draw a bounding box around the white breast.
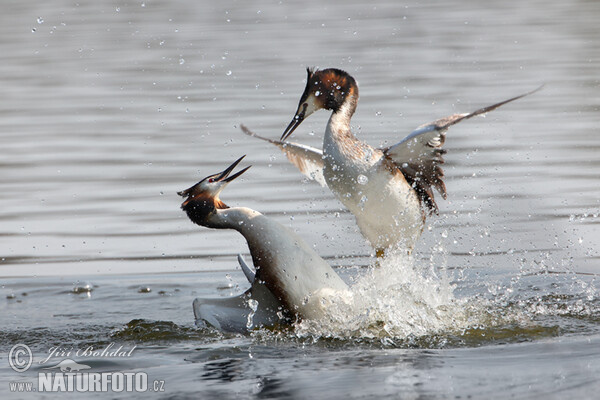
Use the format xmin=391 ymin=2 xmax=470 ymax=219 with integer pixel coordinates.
xmin=323 ymin=125 xmax=424 ymax=252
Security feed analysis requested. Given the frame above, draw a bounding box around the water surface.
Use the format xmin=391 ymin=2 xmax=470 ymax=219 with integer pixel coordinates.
xmin=1 ymin=0 xmax=599 ymax=398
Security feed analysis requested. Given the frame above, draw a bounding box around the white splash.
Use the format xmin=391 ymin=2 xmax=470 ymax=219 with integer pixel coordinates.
xmin=294 ymin=251 xmax=490 ymax=340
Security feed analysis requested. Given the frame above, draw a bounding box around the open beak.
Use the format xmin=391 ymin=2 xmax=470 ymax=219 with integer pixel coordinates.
xmin=177 ymin=155 xmax=251 ymax=197
xmin=281 ymin=103 xmax=308 ymax=141
xmin=214 ymin=155 xmax=251 ymax=183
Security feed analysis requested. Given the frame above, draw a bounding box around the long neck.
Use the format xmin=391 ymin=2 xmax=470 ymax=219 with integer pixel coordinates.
xmin=204 ymin=206 xmax=262 ymax=231
xmin=325 ymin=92 xmax=374 ymax=161
xmin=328 ymin=91 xmax=357 ymax=138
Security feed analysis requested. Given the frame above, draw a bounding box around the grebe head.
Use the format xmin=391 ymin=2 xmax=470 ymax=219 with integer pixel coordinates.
xmin=281 ymin=67 xmax=358 ymax=141
xmin=178 ymin=155 xmax=251 ymax=225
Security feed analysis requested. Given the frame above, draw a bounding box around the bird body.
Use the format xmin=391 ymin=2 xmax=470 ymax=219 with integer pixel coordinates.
xmin=179 ymin=156 xmax=349 ymax=331
xmin=243 ymin=68 xmax=539 ymax=255
xmin=322 ymin=112 xmax=424 ymax=252
xmin=206 ymin=206 xmax=349 ymax=319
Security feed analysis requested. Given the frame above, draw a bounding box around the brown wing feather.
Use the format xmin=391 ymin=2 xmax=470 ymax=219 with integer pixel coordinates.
xmin=241 ymin=124 xmax=327 ymax=186
xmin=384 ymin=86 xmax=542 ymax=214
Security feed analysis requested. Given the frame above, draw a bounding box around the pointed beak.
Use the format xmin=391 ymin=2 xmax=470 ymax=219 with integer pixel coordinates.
xmin=214 ymin=155 xmax=250 ymax=183
xmin=281 ymin=103 xmax=308 ymax=141
xmin=223 ymin=164 xmax=251 ymax=183
xmin=177 ymin=155 xmax=251 ymax=197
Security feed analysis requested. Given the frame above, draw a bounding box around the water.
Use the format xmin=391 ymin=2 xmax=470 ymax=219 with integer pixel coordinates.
xmin=1 ymin=0 xmax=600 ymax=398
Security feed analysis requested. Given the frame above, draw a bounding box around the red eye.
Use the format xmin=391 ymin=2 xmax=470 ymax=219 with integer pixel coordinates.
xmin=208 ymin=178 xmax=215 ymax=183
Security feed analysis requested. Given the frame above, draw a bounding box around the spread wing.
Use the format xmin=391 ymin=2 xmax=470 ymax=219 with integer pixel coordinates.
xmin=241 ymin=125 xmax=327 ymax=186
xmin=383 ymin=87 xmax=541 ymax=213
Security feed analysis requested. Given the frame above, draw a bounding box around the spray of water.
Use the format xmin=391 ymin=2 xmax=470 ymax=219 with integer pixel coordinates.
xmin=293 ymin=250 xmax=510 ymax=341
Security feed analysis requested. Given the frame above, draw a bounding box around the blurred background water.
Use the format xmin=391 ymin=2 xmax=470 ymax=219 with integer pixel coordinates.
xmin=1 ymin=0 xmax=599 ymax=398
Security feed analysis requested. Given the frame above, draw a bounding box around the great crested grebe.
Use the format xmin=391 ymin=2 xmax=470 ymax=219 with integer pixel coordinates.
xmin=179 ymin=156 xmax=349 ymax=332
xmin=243 ymin=68 xmax=539 ymax=256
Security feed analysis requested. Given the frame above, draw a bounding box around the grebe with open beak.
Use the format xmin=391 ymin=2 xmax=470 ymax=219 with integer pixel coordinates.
xmin=179 ymin=156 xmax=349 ymax=332
xmin=243 ymin=68 xmax=540 ymax=257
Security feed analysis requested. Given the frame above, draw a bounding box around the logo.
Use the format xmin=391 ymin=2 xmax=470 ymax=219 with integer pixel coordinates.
xmin=7 ymin=343 xmax=165 ymax=393
xmin=8 ymin=344 xmax=33 ymax=373
xmin=43 ymin=359 xmax=91 ymax=372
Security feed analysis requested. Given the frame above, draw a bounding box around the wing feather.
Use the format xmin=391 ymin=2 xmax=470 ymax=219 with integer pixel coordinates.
xmin=241 ymin=124 xmax=327 ymax=186
xmin=383 ymin=87 xmax=541 ymax=213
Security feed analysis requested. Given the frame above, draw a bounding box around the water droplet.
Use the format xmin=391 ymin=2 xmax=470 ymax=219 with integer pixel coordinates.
xmin=226 ymin=70 xmax=232 ymax=76
xmin=248 ymin=298 xmax=258 ymax=311
xmin=37 ymin=17 xmax=44 ymax=24
xmin=357 ymin=174 xmax=368 ymax=185
xmin=179 ymin=58 xmax=185 ymax=65
xmin=246 ymin=299 xmax=259 ymax=329
xmin=72 ymin=283 xmax=94 ymax=294
xmin=358 ymin=195 xmax=368 ymax=209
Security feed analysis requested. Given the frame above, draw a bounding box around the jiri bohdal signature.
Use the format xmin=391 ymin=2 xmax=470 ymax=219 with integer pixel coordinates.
xmin=39 ymin=343 xmax=136 ymax=365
